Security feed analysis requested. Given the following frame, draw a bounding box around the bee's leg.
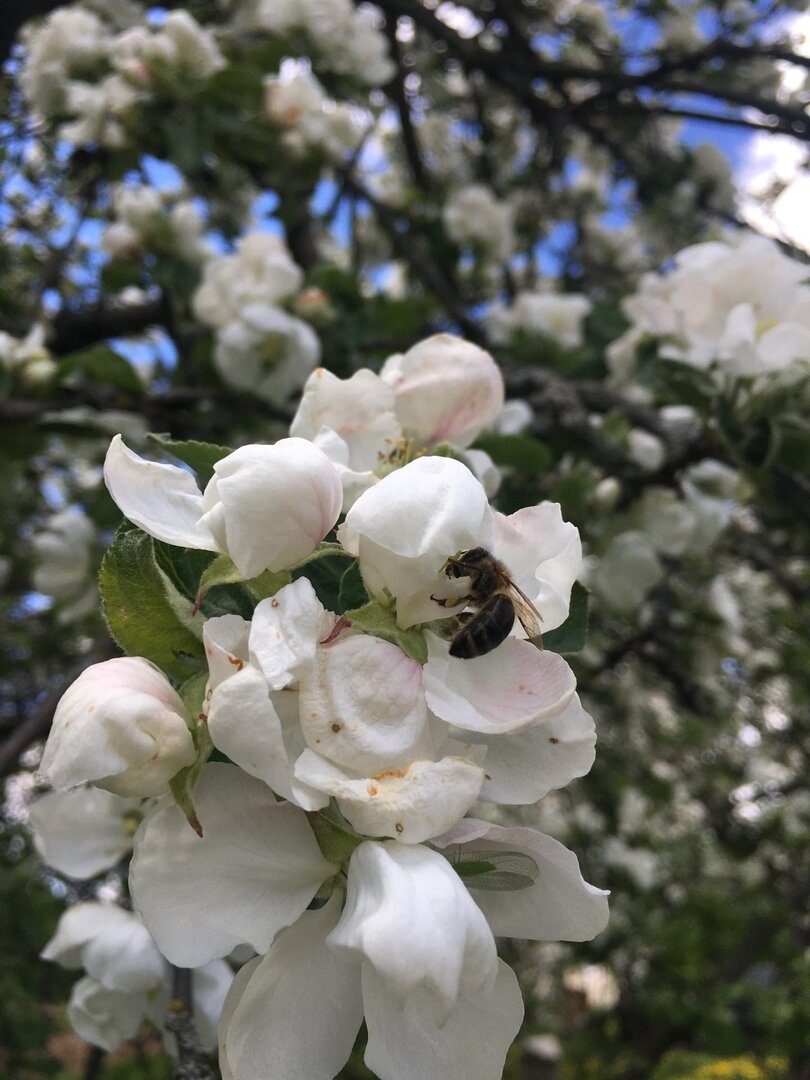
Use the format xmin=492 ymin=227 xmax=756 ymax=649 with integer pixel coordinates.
xmin=430 ymin=592 xmax=472 ymax=608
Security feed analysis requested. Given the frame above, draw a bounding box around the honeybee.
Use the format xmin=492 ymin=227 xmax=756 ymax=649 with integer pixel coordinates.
xmin=431 ymin=547 xmax=543 ymax=659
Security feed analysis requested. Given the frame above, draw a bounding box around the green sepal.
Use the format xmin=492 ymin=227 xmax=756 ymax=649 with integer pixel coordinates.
xmin=542 ymin=581 xmax=590 ymax=654
xmin=306 ymin=804 xmax=364 ymax=866
xmin=343 ymin=600 xmax=428 ymax=665
xmin=195 ymin=553 xmax=291 ymax=608
xmin=169 ymin=672 xmax=213 ymax=837
xmin=293 ymin=541 xmax=352 ymax=569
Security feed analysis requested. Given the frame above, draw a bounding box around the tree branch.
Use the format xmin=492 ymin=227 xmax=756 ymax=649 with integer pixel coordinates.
xmin=165 ymin=967 xmax=217 ymax=1080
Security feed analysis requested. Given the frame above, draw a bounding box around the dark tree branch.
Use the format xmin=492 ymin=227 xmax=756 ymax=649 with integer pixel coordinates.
xmin=166 ymin=967 xmax=217 ymax=1080
xmin=382 ymin=13 xmax=430 ymax=192
xmin=48 ymin=296 xmax=173 ymax=356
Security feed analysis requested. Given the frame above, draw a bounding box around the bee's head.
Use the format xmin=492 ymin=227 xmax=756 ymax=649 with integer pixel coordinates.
xmin=445 ymin=547 xmax=489 ymax=578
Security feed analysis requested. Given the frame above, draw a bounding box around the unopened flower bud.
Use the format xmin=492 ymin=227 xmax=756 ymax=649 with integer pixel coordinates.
xmin=40 ymin=657 xmax=196 ymax=797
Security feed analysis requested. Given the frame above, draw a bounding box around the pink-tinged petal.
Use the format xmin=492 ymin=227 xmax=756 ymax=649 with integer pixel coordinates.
xmin=103 ymin=435 xmax=217 ymax=551
xmin=470 ymin=693 xmax=596 ymax=804
xmin=493 ymin=503 xmax=582 ymax=631
xmin=423 ymin=633 xmax=576 ymax=734
xmin=129 ymin=764 xmax=336 ymax=967
xmin=328 ymin=841 xmax=497 ymax=1024
xmin=298 ymin=635 xmax=430 ymax=774
xmin=434 ymin=820 xmax=610 ymax=942
xmin=219 ymin=896 xmax=363 ymax=1080
xmin=294 ymin=750 xmax=484 ymax=845
xmin=40 ymin=657 xmax=195 ymax=798
xmin=380 ymin=334 xmax=505 ymax=449
xmin=208 ymin=667 xmax=327 ymax=810
xmin=362 ymin=959 xmax=523 ymax=1080
xmin=249 ymin=577 xmax=332 ymax=691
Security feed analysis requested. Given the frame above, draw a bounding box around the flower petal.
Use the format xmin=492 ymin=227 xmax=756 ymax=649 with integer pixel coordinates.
xmin=434 ymin=820 xmax=609 ymax=942
xmin=493 ymin=503 xmax=582 ymax=631
xmin=294 ymin=750 xmax=484 ymax=844
xmin=328 ymin=841 xmax=497 ymax=1023
xmin=220 ymin=895 xmax=363 ymax=1080
xmin=298 ymin=635 xmax=430 ymax=774
xmin=203 ymin=614 xmax=250 ymax=691
xmin=470 ymin=693 xmax=596 ymax=804
xmin=41 ymin=903 xmax=165 ymax=992
xmin=249 ymin=577 xmax=332 ymax=690
xmin=208 ymin=667 xmax=327 ymax=810
xmin=363 ymin=958 xmax=523 ymax=1080
xmin=28 ymin=787 xmax=138 ymax=880
xmin=129 ymin=763 xmax=336 ymax=966
xmin=103 ymin=434 xmax=217 ymax=550
xmin=423 ymin=633 xmax=576 ymax=734
xmin=67 ymin=976 xmax=146 ymax=1052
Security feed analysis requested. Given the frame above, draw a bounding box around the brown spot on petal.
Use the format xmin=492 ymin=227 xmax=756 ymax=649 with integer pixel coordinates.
xmin=373 ymin=767 xmax=408 ymax=781
xmin=271 ymin=598 xmax=279 ymax=608
xmin=227 ymin=655 xmax=244 ymax=671
xmin=331 ymin=723 xmax=342 ymax=733
xmin=549 ymin=737 xmax=559 ymax=744
xmin=395 ymin=823 xmax=404 ymax=833
xmin=367 ymin=784 xmax=379 ymax=797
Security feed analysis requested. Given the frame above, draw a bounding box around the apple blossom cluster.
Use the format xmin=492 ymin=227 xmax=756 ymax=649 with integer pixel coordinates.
xmin=0 ymin=324 xmax=56 ymax=389
xmin=101 ymin=183 xmax=211 ymax=265
xmin=443 ymin=184 xmax=516 ymax=263
xmin=192 ymin=231 xmax=320 ymax=403
xmin=489 ymin=291 xmax=593 ymax=351
xmin=21 ymin=7 xmax=225 ymax=147
xmin=36 ymin=334 xmax=609 ymax=1079
xmin=32 ymin=508 xmax=99 ymax=624
xmin=587 ymin=459 xmax=742 ymax=616
xmin=233 ymin=0 xmax=395 ymax=86
xmin=609 ymin=234 xmax=810 ymax=379
xmin=264 ymin=65 xmax=363 ymax=161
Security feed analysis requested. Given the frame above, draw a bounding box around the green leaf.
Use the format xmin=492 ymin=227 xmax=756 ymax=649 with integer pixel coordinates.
xmin=344 ymin=600 xmax=428 ymax=665
xmin=147 ymin=435 xmax=233 ymax=485
xmin=337 ymin=559 xmax=368 ymax=612
xmin=472 ymin=433 xmax=552 ymax=473
xmin=154 ymin=541 xmax=254 ymax=620
xmin=58 ymin=344 xmax=144 ymax=395
xmin=99 ymin=524 xmax=205 ymax=680
xmin=542 ymin=581 xmax=589 ymax=654
xmin=652 ymin=358 xmax=717 ymax=408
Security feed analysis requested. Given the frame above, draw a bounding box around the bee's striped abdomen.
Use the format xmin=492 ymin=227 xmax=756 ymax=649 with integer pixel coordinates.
xmin=449 ymin=594 xmax=515 ymax=659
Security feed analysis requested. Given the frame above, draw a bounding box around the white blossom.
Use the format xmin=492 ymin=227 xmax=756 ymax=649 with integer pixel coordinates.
xmin=193 ymin=232 xmax=304 ymax=329
xmin=104 ymin=435 xmax=343 ymax=578
xmin=214 ymin=303 xmax=320 ymax=403
xmin=443 ymin=184 xmax=515 ymax=261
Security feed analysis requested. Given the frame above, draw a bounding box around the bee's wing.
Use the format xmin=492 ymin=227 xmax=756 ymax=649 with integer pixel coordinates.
xmin=507 ymin=582 xmax=544 ymax=644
